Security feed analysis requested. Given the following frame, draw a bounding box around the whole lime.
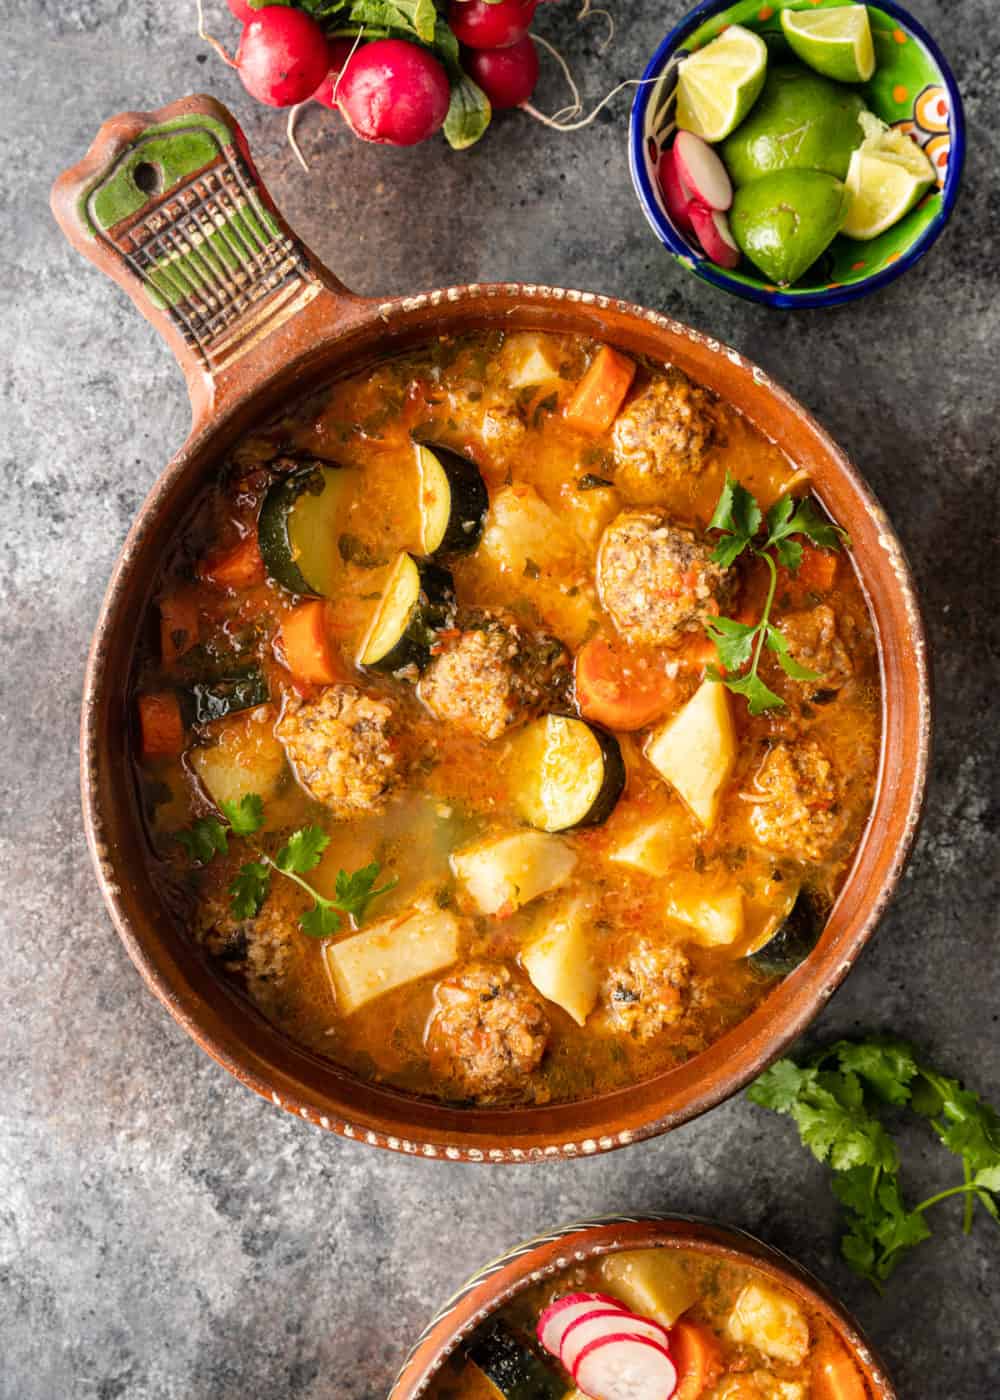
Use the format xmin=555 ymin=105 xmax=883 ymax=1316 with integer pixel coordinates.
xmin=721 ymin=64 xmax=866 ymax=185
xmin=730 ymin=170 xmax=850 ymax=285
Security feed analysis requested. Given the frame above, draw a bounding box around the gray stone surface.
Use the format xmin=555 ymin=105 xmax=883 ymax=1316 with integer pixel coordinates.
xmin=2 ymin=1 xmax=998 ymax=1396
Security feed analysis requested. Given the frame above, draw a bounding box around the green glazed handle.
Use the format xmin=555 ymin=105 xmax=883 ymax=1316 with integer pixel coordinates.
xmin=51 ymin=94 xmax=352 ymax=424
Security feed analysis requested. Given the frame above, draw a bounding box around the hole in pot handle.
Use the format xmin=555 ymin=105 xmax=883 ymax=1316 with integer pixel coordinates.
xmin=50 ymin=93 xmax=359 ymax=427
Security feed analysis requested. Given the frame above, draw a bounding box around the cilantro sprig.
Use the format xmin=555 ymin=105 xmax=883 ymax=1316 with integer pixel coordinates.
xmin=175 ymin=795 xmax=396 ymax=939
xmin=704 ymin=475 xmax=848 ymax=715
xmin=749 ymin=1038 xmax=1000 ymax=1288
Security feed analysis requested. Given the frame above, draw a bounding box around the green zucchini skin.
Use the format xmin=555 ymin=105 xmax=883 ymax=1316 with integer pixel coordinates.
xmin=180 ymin=669 xmax=270 ymax=726
xmin=464 ymin=1319 xmax=567 ymax=1400
xmin=748 ymin=889 xmax=825 ymax=976
xmin=257 ymin=458 xmax=345 ymax=596
xmin=361 ymin=556 xmax=457 ymax=674
xmin=579 ymin=723 xmax=627 ymax=829
xmin=416 ymin=441 xmax=489 ymax=557
xmin=512 ymin=715 xmax=626 ymax=832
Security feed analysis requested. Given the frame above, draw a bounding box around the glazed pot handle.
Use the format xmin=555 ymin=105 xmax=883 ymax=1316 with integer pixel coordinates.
xmin=50 ymin=93 xmax=360 ymax=427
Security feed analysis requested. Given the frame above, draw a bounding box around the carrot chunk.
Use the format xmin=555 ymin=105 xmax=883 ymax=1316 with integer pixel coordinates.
xmin=575 ymin=636 xmax=677 ymax=730
xmin=811 ymin=1337 xmax=868 ymax=1400
xmin=159 ymin=590 xmax=200 ymax=664
xmin=564 ymin=345 xmax=637 ymax=435
xmin=795 ymin=544 xmax=838 ymax=593
xmin=672 ymin=1319 xmax=724 ymax=1400
xmin=137 ymin=692 xmax=185 ymax=759
xmin=199 ymin=534 xmax=265 ymax=590
xmin=280 ymin=600 xmax=347 ymax=686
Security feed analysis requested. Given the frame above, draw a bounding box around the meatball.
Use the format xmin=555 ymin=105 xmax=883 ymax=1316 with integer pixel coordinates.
xmin=611 ymin=369 xmax=716 ymax=486
xmin=196 ymin=874 xmax=301 ymax=995
xmin=775 ymin=604 xmax=852 ymax=691
xmin=604 ymin=938 xmax=691 ymax=1040
xmin=427 ymin=961 xmax=550 ymax=1102
xmin=597 ymin=511 xmax=733 ymax=647
xmin=748 ymin=739 xmax=846 ymax=862
xmin=418 ymin=613 xmax=569 ymax=742
xmin=276 ymin=685 xmax=398 ymax=815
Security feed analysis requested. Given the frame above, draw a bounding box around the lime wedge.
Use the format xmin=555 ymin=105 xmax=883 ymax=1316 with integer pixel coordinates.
xmin=780 ymin=4 xmax=876 ymax=84
xmin=676 ymin=24 xmax=768 ymax=143
xmin=842 ymin=113 xmax=935 ymax=238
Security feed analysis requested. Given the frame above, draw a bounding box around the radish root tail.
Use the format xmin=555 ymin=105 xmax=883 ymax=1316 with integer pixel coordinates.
xmin=286 ymin=105 xmax=310 ymax=173
xmin=532 ymin=34 xmax=583 ymax=120
xmin=577 ymin=0 xmax=615 ymax=54
xmin=522 ymin=75 xmax=661 ymax=133
xmin=195 ymin=0 xmax=237 ymax=67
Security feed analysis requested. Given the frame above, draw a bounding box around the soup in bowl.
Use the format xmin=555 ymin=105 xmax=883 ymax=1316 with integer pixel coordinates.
xmin=135 ymin=330 xmax=881 ymax=1109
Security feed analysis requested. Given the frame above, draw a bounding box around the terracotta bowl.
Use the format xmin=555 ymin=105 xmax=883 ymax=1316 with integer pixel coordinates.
xmin=389 ymin=1214 xmax=896 ymax=1397
xmin=52 ymin=95 xmax=930 ymax=1162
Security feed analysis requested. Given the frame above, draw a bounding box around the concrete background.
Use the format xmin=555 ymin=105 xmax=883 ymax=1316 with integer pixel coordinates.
xmin=2 ymin=1 xmax=997 ymax=1395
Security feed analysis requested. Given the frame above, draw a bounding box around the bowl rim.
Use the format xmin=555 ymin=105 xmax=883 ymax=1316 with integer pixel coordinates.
xmin=627 ymin=0 xmax=966 ymax=309
xmin=388 ymin=1213 xmax=898 ymax=1398
xmin=80 ymin=281 xmax=931 ymax=1162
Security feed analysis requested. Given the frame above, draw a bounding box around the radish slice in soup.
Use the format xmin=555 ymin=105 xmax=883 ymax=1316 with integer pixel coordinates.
xmin=689 ymin=204 xmax=742 ymax=270
xmin=674 ymin=131 xmax=733 ymax=212
xmin=658 ymin=145 xmax=697 ymax=238
xmin=573 ymin=1332 xmax=678 ymax=1400
xmin=538 ymin=1294 xmax=630 ymax=1357
xmin=561 ymin=1311 xmax=672 ymax=1375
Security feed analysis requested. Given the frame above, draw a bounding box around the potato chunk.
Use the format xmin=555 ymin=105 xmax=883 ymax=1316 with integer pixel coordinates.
xmin=600 ymin=1249 xmax=700 ymax=1326
xmin=666 ymin=876 xmax=745 ymax=947
xmin=644 ymin=679 xmax=736 ymax=830
xmin=324 ymin=907 xmax=459 ymax=1015
xmin=452 ymin=832 xmax=576 ymax=916
xmin=522 ymin=899 xmax=599 ymax=1027
xmin=608 ymin=805 xmax=694 ymax=878
xmin=727 ymin=1281 xmax=810 ymax=1366
xmin=190 ymin=707 xmax=286 ymax=809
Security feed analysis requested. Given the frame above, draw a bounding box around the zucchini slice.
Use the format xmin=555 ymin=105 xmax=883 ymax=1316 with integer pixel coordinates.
xmin=358 ymin=552 xmax=456 ymax=672
xmin=508 ymin=715 xmax=625 ymax=832
xmin=464 ymin=1319 xmax=567 ymax=1400
xmin=415 ymin=441 xmax=489 ymax=557
xmin=180 ymin=668 xmax=269 ymax=726
xmin=258 ymin=460 xmax=351 ymax=596
xmin=747 ymin=887 xmax=825 ymax=976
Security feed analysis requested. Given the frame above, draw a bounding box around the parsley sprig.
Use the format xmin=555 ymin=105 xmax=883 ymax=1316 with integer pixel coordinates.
xmin=749 ymin=1039 xmax=1000 ymax=1289
xmin=175 ymin=795 xmax=396 ymax=939
xmin=704 ymin=475 xmax=848 ymax=715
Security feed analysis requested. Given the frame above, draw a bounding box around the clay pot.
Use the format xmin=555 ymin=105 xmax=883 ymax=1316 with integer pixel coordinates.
xmin=388 ymin=1214 xmax=897 ymax=1397
xmin=52 ymin=96 xmax=929 ymax=1161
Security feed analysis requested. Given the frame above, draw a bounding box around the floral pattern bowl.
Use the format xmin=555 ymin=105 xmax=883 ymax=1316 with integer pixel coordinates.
xmin=628 ymin=0 xmax=965 ymax=308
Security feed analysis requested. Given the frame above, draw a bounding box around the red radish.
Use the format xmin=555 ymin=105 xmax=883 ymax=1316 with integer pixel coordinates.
xmin=464 ymin=36 xmax=540 ymax=109
xmin=673 ymin=130 xmax=733 ymax=212
xmin=448 ymin=0 xmax=539 ymax=49
xmin=226 ymin=0 xmax=256 ymax=22
xmin=689 ymin=204 xmax=742 ymax=269
xmin=337 ymin=39 xmax=451 ymax=145
xmin=658 ymin=144 xmax=698 ymax=239
xmin=538 ymin=1295 xmax=632 ymax=1357
xmin=312 ymin=38 xmax=359 ymax=109
xmin=236 ymin=7 xmax=330 ymax=107
xmin=561 ymin=1311 xmax=673 ymax=1375
xmin=574 ymin=1333 xmax=678 ymax=1400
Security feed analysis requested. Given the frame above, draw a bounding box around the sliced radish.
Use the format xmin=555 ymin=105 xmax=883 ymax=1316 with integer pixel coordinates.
xmin=658 ymin=145 xmax=698 ymax=239
xmin=689 ymin=204 xmax=741 ymax=270
xmin=674 ymin=130 xmax=733 ymax=212
xmin=561 ymin=1311 xmax=673 ymax=1375
xmin=538 ymin=1294 xmax=631 ymax=1358
xmin=574 ymin=1332 xmax=678 ymax=1400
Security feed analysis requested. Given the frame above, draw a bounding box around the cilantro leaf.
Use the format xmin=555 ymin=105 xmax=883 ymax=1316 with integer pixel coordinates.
xmin=714 ymin=667 xmax=785 ymax=716
xmin=175 ymin=817 xmax=229 ymax=865
xmin=772 ymin=536 xmax=803 ymax=572
xmin=709 ymin=472 xmax=762 ymax=542
xmin=704 ymin=615 xmax=758 ymax=672
xmin=334 ymin=861 xmax=398 ymax=923
xmin=777 ymin=497 xmax=849 ymax=552
xmin=220 ymin=793 xmax=265 ymax=837
xmin=275 ymin=825 xmax=331 ymax=875
xmin=747 ymin=1058 xmax=818 ymax=1114
xmin=830 ymin=1039 xmax=920 ymax=1106
xmin=711 ymin=532 xmax=754 ymax=569
xmin=765 ymin=625 xmax=822 ymax=681
xmin=973 ymin=1164 xmax=1000 ymax=1192
xmin=299 ymin=900 xmax=341 ymax=939
xmin=229 ymin=861 xmax=271 ymax=920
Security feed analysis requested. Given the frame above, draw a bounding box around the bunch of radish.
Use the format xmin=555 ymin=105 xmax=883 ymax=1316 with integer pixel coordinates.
xmin=537 ymin=1291 xmax=679 ymax=1400
xmin=209 ymin=0 xmax=549 ymax=150
xmin=659 ymin=130 xmax=741 ymax=269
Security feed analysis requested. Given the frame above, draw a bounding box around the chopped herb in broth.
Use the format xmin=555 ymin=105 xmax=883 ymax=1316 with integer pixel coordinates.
xmin=132 ymin=330 xmax=880 ymax=1107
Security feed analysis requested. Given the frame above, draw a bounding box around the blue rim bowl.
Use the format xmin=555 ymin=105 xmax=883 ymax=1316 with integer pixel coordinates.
xmin=628 ymin=0 xmax=965 ymax=308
